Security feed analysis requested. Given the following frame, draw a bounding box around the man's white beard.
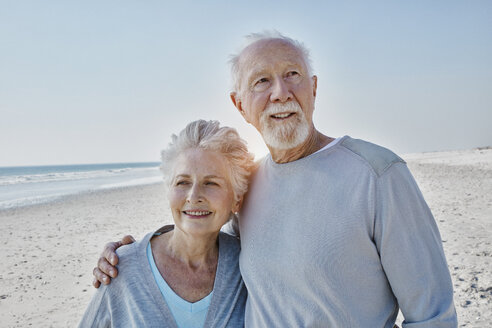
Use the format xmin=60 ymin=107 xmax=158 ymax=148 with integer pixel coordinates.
xmin=259 ymin=101 xmax=310 ymax=150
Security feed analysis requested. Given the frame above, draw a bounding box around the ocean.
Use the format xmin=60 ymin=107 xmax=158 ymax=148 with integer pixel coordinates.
xmin=0 ymin=162 xmax=162 ymax=210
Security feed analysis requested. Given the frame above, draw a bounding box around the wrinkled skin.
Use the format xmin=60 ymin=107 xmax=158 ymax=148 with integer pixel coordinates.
xmin=92 ymin=235 xmax=135 ymax=288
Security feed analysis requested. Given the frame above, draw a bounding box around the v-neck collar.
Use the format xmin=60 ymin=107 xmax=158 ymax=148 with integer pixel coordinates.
xmin=136 ymin=225 xmax=229 ymax=327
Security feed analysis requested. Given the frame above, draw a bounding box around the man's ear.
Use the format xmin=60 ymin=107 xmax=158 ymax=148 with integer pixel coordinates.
xmin=312 ymin=75 xmax=318 ymax=97
xmin=230 ymin=92 xmax=247 ymax=119
xmin=230 ymin=92 xmax=241 ymax=110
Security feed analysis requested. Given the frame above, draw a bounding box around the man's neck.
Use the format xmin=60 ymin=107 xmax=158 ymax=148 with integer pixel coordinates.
xmin=268 ymin=129 xmax=334 ymax=164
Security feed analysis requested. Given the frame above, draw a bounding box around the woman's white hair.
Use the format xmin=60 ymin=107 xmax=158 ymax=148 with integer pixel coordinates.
xmin=229 ymin=30 xmax=314 ymax=97
xmin=160 ymin=120 xmax=256 ymax=204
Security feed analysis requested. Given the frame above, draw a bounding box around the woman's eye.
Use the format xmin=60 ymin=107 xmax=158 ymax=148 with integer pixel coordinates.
xmin=287 ymin=71 xmax=299 ymax=77
xmin=255 ymin=78 xmax=268 ymax=85
xmin=176 ymin=180 xmax=189 ymax=186
xmin=205 ymin=181 xmax=219 ymax=186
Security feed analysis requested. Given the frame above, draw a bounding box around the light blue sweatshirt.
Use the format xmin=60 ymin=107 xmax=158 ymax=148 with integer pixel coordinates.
xmin=238 ymin=136 xmax=457 ymax=327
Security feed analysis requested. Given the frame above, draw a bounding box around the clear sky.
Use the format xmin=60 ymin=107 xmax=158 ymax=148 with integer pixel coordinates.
xmin=1 ymin=0 xmax=491 ymax=166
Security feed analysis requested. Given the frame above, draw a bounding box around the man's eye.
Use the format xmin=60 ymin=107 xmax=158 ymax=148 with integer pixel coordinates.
xmin=176 ymin=180 xmax=189 ymax=186
xmin=253 ymin=78 xmax=270 ymax=91
xmin=287 ymin=71 xmax=299 ymax=77
xmin=205 ymin=181 xmax=219 ymax=186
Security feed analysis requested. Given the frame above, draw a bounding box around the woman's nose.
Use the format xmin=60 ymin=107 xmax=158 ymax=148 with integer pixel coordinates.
xmin=186 ymin=184 xmax=203 ymax=203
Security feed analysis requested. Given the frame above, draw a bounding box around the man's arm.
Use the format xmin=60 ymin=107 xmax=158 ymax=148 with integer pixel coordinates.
xmin=93 ymin=221 xmax=239 ymax=288
xmin=92 ymin=235 xmax=135 ymax=288
xmin=374 ymin=162 xmax=457 ymax=327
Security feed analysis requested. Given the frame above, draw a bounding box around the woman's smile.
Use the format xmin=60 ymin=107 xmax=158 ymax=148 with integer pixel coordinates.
xmin=168 ymin=148 xmax=239 ymax=236
xmin=182 ymin=210 xmax=213 ymax=218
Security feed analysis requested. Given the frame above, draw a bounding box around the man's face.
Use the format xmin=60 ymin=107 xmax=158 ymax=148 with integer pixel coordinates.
xmin=231 ymin=39 xmax=317 ymax=149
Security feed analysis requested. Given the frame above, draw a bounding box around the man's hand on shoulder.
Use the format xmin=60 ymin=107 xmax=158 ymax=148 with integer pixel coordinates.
xmin=92 ymin=235 xmax=136 ymax=288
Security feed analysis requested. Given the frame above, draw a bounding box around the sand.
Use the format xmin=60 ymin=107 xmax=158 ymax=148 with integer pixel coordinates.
xmin=0 ymin=148 xmax=491 ymax=327
xmin=401 ymin=148 xmax=492 ymax=327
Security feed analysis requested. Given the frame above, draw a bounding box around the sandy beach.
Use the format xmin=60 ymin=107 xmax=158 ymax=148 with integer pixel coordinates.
xmin=1 ymin=148 xmax=491 ymax=327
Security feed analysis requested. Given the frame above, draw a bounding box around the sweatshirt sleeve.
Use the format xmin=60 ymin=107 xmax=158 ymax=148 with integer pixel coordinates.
xmin=374 ymin=162 xmax=457 ymax=327
xmin=78 ymin=284 xmax=111 ymax=328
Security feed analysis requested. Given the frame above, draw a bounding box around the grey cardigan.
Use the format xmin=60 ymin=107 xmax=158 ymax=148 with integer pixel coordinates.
xmin=79 ymin=226 xmax=246 ymax=327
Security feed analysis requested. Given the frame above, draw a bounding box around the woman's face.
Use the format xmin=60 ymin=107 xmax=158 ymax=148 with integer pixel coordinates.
xmin=168 ymin=148 xmax=239 ymax=237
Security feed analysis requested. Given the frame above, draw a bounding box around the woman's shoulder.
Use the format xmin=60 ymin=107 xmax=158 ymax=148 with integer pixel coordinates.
xmin=116 ymin=232 xmax=150 ymax=256
xmin=114 ymin=232 xmax=154 ymax=277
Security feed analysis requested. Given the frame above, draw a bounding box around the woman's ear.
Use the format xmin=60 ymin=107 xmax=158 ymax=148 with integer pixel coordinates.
xmin=232 ymin=196 xmax=244 ymax=213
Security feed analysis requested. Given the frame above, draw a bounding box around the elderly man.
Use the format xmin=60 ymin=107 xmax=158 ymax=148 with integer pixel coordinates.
xmin=94 ymin=32 xmax=457 ymax=327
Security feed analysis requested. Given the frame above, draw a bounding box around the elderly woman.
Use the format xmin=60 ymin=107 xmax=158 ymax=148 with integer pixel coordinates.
xmin=79 ymin=120 xmax=255 ymax=327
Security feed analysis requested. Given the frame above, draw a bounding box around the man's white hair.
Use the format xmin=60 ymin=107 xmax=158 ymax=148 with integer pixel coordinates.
xmin=229 ymin=30 xmax=314 ymax=97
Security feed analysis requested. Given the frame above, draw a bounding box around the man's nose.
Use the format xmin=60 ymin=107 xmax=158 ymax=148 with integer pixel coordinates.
xmin=187 ymin=184 xmax=203 ymax=203
xmin=270 ymin=78 xmax=293 ymax=103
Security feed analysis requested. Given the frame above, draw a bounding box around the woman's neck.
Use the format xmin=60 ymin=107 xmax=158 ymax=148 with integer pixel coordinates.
xmin=150 ymin=227 xmax=219 ymax=302
xmin=153 ymin=228 xmax=219 ymax=270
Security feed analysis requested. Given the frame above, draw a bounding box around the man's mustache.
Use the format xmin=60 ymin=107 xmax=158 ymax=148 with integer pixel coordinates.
xmin=263 ymin=101 xmax=302 ymax=116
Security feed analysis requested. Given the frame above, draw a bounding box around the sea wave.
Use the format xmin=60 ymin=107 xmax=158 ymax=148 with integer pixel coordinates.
xmin=0 ymin=163 xmax=161 ymax=210
xmin=0 ymin=167 xmax=157 ymax=186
